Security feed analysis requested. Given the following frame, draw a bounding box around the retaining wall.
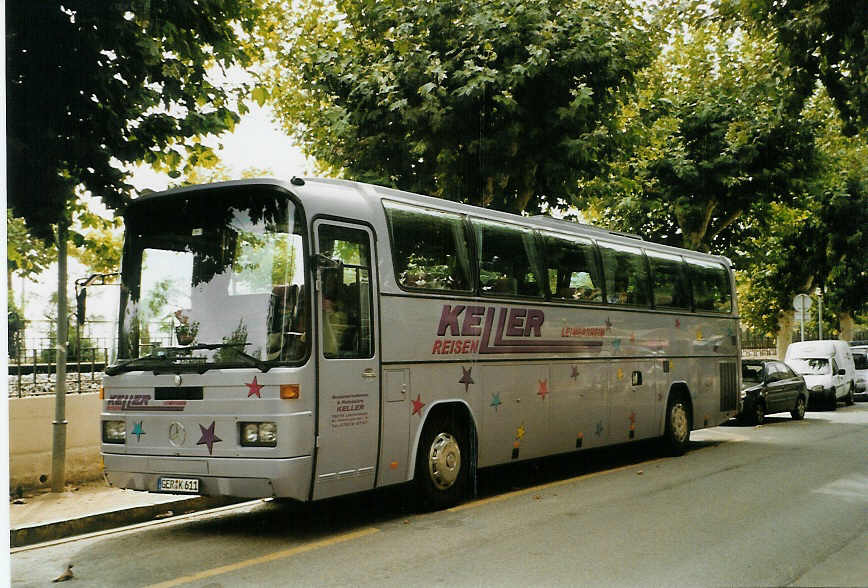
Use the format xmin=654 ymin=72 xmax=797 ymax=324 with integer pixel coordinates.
xmin=9 ymin=392 xmax=103 ymax=491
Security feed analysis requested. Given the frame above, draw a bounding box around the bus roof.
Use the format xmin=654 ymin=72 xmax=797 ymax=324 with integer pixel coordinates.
xmin=131 ymin=176 xmax=733 ymax=268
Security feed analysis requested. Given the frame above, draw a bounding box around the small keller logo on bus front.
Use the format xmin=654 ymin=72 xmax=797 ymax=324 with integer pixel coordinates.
xmin=106 ymin=395 xmax=187 ymax=412
xmin=431 ymin=304 xmax=603 ymax=356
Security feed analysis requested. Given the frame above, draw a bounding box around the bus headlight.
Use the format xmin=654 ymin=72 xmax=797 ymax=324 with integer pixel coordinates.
xmin=240 ymin=422 xmax=277 ymax=447
xmin=103 ymin=420 xmax=126 ymax=444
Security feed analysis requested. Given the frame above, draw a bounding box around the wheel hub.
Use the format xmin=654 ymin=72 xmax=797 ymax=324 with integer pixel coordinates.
xmin=670 ymin=402 xmax=689 ymax=442
xmin=428 ymin=432 xmax=461 ymax=490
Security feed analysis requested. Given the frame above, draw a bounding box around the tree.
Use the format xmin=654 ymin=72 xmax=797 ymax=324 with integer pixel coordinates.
xmin=6 ymin=0 xmax=263 ymax=490
xmin=737 ymin=90 xmax=867 ymax=350
xmin=726 ymin=0 xmax=868 ymax=136
xmin=264 ymin=0 xmax=658 ymax=212
xmin=6 ymin=212 xmax=55 ymax=290
xmin=586 ymin=11 xmax=818 ymax=253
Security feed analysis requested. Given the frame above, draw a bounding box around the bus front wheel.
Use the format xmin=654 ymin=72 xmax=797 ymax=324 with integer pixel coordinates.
xmin=662 ymin=394 xmax=692 ymax=456
xmin=415 ymin=412 xmax=469 ymax=510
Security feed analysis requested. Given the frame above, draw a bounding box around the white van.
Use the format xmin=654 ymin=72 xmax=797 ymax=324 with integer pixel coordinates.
xmin=785 ymin=340 xmax=856 ymax=409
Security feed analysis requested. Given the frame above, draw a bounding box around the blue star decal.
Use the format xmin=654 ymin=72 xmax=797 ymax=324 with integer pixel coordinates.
xmin=131 ymin=421 xmax=146 ymax=442
xmin=196 ymin=421 xmax=222 ymax=455
xmin=490 ymin=392 xmax=502 ymax=411
xmin=612 ymin=338 xmax=622 ymax=351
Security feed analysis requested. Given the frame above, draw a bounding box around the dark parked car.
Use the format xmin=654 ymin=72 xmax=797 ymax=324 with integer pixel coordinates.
xmin=739 ymin=360 xmax=808 ymax=425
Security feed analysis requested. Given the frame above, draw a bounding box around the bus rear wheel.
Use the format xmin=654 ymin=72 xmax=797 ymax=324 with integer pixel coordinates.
xmin=415 ymin=412 xmax=469 ymax=510
xmin=662 ymin=394 xmax=691 ymax=456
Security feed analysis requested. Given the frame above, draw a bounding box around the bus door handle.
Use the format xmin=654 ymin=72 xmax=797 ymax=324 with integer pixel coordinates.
xmin=362 ymin=368 xmax=377 ymax=380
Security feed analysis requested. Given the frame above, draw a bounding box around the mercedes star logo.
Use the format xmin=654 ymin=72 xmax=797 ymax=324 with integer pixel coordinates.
xmin=168 ymin=421 xmax=186 ymax=447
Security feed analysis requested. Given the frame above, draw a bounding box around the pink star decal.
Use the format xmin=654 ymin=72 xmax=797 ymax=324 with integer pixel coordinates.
xmin=538 ymin=379 xmax=548 ymax=400
xmin=675 ymin=318 xmax=681 ymax=328
xmin=196 ymin=421 xmax=222 ymax=455
xmin=246 ymin=376 xmax=264 ymax=398
xmin=458 ymin=367 xmax=474 ymax=393
xmin=411 ymin=394 xmax=426 ymax=416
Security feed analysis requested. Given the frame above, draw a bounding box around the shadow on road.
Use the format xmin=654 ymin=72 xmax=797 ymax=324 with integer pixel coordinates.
xmin=160 ymin=438 xmax=698 ymax=543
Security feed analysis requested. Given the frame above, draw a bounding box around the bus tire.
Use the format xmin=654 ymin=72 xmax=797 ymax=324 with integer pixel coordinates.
xmin=662 ymin=393 xmax=692 ymax=456
xmin=415 ymin=410 xmax=469 ymax=510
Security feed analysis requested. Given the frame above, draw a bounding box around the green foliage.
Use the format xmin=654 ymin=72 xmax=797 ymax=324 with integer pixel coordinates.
xmin=6 ymin=0 xmax=265 ymax=241
xmin=725 ymin=0 xmax=868 ymax=135
xmin=587 ymin=9 xmax=818 ymax=253
xmin=264 ymin=0 xmax=658 ymax=212
xmin=6 ymin=212 xmax=55 ymax=281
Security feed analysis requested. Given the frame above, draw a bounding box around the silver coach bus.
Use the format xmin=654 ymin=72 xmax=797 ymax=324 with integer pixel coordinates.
xmin=101 ymin=178 xmax=740 ymax=508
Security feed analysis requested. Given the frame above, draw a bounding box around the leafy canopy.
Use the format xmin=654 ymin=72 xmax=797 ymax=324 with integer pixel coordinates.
xmin=6 ymin=0 xmax=264 ymax=241
xmin=587 ymin=9 xmax=818 ymax=253
xmin=264 ymin=0 xmax=658 ymax=212
xmin=723 ymin=0 xmax=868 ymax=136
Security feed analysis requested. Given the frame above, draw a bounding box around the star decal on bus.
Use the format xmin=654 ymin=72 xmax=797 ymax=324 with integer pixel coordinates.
xmin=612 ymin=338 xmax=622 ymax=351
xmin=537 ymin=379 xmax=548 ymax=400
xmin=515 ymin=423 xmax=526 ymax=441
xmin=246 ymin=376 xmax=264 ymax=398
xmin=411 ymin=394 xmax=425 ymax=416
xmin=196 ymin=421 xmax=222 ymax=455
xmin=570 ymin=365 xmax=579 ymax=380
xmin=132 ymin=421 xmax=145 ymax=442
xmin=490 ymin=392 xmax=502 ymax=411
xmin=595 ymin=421 xmax=604 ymax=437
xmin=605 ymin=317 xmax=613 ymax=331
xmin=675 ymin=318 xmax=681 ymax=328
xmin=458 ymin=367 xmax=474 ymax=393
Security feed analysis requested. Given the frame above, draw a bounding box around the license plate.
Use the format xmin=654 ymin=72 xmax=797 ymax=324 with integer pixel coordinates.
xmin=158 ymin=477 xmax=199 ymax=493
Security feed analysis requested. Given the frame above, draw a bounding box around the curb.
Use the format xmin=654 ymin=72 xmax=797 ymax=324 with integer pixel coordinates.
xmin=10 ymin=496 xmax=243 ymax=548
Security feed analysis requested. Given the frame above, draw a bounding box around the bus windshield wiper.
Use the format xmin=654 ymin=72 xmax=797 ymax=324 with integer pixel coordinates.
xmin=105 ymin=343 xmax=271 ymax=376
xmin=186 ymin=342 xmax=272 ymax=372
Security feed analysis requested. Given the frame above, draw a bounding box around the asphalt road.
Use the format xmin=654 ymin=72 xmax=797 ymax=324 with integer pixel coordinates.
xmin=11 ymin=403 xmax=868 ymax=587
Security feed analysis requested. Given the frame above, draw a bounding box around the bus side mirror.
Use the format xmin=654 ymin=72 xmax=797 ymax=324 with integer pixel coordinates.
xmin=312 ymin=253 xmax=342 ymax=271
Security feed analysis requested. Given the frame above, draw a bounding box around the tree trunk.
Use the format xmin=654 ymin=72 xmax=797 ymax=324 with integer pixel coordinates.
xmin=838 ymin=311 xmax=854 ymax=341
xmin=51 ymin=221 xmax=69 ymax=492
xmin=775 ymin=309 xmax=795 ymax=360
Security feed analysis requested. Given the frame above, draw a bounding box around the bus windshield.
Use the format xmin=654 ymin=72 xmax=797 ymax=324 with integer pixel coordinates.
xmin=114 ymin=187 xmax=307 ymax=372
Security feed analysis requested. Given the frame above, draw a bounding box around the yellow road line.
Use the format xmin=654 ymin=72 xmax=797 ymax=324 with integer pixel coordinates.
xmin=449 ymin=458 xmax=667 ymax=512
xmin=146 ymin=527 xmax=379 ymax=588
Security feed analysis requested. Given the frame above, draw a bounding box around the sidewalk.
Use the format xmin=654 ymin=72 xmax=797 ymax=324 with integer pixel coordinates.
xmin=9 ymin=480 xmax=243 ymax=548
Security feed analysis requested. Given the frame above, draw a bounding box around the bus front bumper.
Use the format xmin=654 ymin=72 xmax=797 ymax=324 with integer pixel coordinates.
xmin=102 ymin=453 xmax=313 ymax=501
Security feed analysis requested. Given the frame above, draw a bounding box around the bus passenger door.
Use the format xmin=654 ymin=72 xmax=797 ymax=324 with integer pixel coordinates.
xmin=312 ymin=221 xmax=380 ymax=500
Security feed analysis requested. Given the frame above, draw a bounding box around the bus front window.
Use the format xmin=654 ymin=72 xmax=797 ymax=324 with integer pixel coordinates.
xmin=116 ymin=188 xmax=308 ymax=371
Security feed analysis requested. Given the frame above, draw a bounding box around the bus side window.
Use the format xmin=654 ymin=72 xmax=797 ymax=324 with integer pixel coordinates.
xmin=687 ymin=258 xmax=732 ymax=314
xmin=646 ymin=251 xmax=690 ymax=310
xmin=473 ymin=219 xmax=544 ymax=299
xmin=541 ymin=231 xmax=603 ymax=303
xmin=384 ymin=201 xmax=473 ymax=292
xmin=598 ymin=242 xmax=651 ymax=307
